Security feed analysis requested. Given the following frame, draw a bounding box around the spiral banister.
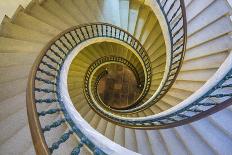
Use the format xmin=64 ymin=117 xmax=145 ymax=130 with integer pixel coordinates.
xmin=84 ymin=56 xmax=146 ymax=112
xmin=82 ymin=53 xmax=232 ymax=129
xmin=24 ymin=0 xmax=232 ymax=154
xmin=58 ymin=0 xmax=231 ymax=129
xmin=26 ymin=22 xmax=154 ymax=154
xmin=26 ymin=0 xmax=188 ymax=152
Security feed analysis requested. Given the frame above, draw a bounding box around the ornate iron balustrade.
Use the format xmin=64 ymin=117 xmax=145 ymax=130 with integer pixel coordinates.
xmin=138 ymin=0 xmax=188 ymax=110
xmin=92 ymin=56 xmax=144 ymax=88
xmin=80 ymin=0 xmax=188 ymax=116
xmin=84 ymin=56 xmax=147 ymax=112
xmin=25 ymin=0 xmax=231 ymax=146
xmin=85 ymin=0 xmax=188 ymax=113
xmin=70 ymin=0 xmax=231 ymax=129
xmin=26 ymin=22 xmax=152 ymax=154
xmin=83 ymin=64 xmax=232 ymax=129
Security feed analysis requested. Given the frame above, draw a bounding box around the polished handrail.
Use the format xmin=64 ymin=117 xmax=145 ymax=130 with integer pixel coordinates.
xmin=140 ymin=0 xmax=187 ymax=109
xmin=82 ymin=62 xmax=232 ymax=129
xmin=73 ymin=0 xmax=231 ymax=128
xmin=26 ymin=22 xmax=152 ymax=154
xmin=81 ymin=0 xmax=188 ymax=114
xmin=26 ymin=3 xmax=190 ymax=150
xmin=85 ymin=0 xmax=188 ymax=113
xmin=27 ymin=51 xmax=50 ymax=155
xmin=26 ymin=0 xmax=231 ymax=142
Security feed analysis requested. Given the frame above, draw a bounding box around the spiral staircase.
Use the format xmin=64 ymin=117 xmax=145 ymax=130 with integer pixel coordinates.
xmin=0 ymin=0 xmax=232 ymax=154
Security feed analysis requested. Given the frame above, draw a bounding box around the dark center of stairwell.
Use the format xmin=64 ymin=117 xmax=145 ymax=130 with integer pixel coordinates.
xmin=97 ymin=63 xmax=142 ymax=109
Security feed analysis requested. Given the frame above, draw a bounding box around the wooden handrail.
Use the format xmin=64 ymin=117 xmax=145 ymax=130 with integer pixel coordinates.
xmin=26 ymin=22 xmax=152 ymax=153
xmin=26 ymin=45 xmax=51 ymax=155
xmin=153 ymin=0 xmax=187 ymax=106
xmin=122 ymin=98 xmax=232 ymax=130
xmin=26 ymin=25 xmax=80 ymax=154
xmin=26 ymin=2 xmax=231 ymax=146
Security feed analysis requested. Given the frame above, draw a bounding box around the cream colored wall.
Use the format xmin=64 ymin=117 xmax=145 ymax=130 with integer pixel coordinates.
xmin=0 ymin=0 xmax=31 ymax=22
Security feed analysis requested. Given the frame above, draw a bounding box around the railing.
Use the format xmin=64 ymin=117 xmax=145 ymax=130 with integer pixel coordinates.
xmin=84 ymin=0 xmax=188 ymax=114
xmin=79 ymin=0 xmax=188 ymax=116
xmin=139 ymin=0 xmax=187 ymax=109
xmin=25 ymin=0 xmax=231 ymax=147
xmin=81 ymin=55 xmax=232 ymax=128
xmin=26 ymin=22 xmax=152 ymax=154
xmin=92 ymin=70 xmax=109 ymax=108
xmin=68 ymin=0 xmax=231 ymax=128
xmin=84 ymin=56 xmax=146 ymax=112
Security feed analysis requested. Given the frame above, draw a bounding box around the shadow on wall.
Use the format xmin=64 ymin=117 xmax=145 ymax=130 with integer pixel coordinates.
xmin=0 ymin=0 xmax=31 ymax=22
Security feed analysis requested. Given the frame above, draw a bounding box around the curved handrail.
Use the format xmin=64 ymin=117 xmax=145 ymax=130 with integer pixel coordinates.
xmin=75 ymin=52 xmax=232 ymax=129
xmin=83 ymin=0 xmax=188 ymax=114
xmin=26 ymin=4 xmax=190 ymax=151
xmin=90 ymin=56 xmax=144 ymax=88
xmin=80 ymin=0 xmax=188 ymax=114
xmin=26 ymin=22 xmax=152 ymax=154
xmin=85 ymin=0 xmax=188 ymax=114
xmin=26 ymin=54 xmax=50 ymax=155
xmin=84 ymin=56 xmax=145 ymax=112
xmin=59 ymin=0 xmax=231 ymax=129
xmin=138 ymin=0 xmax=187 ymax=110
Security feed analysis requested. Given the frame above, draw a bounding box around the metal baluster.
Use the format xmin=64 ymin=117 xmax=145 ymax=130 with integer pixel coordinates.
xmin=214 ymin=84 xmax=232 ymax=89
xmin=71 ymin=137 xmax=87 ymax=155
xmin=171 ymin=16 xmax=183 ymax=31
xmin=74 ymin=29 xmax=82 ymax=42
xmin=115 ymin=27 xmax=117 ymax=38
xmin=101 ymin=24 xmax=104 ymax=36
xmin=58 ymin=38 xmax=70 ymax=51
xmin=69 ymin=31 xmax=77 ymax=45
xmin=173 ymin=35 xmax=184 ymax=46
xmin=85 ymin=26 xmax=90 ymax=38
xmin=53 ymin=43 xmax=67 ymax=56
xmin=196 ymin=102 xmax=217 ymax=106
xmin=35 ymin=88 xmax=56 ymax=93
xmin=173 ymin=43 xmax=183 ymax=53
xmin=172 ymin=25 xmax=183 ymax=38
xmin=169 ymin=5 xmax=181 ymax=23
xmin=42 ymin=119 xmax=66 ymax=132
xmin=38 ymin=67 xmax=56 ymax=77
xmin=168 ymin=117 xmax=177 ymax=122
xmin=207 ymin=94 xmax=232 ymax=98
xmin=44 ymin=53 xmax=60 ymax=66
xmin=80 ymin=27 xmax=86 ymax=40
xmin=63 ymin=34 xmax=74 ymax=48
xmin=38 ymin=108 xmax=61 ymax=116
xmin=166 ymin=1 xmax=176 ymax=15
xmin=49 ymin=48 xmax=64 ymax=61
xmin=110 ymin=25 xmax=113 ymax=37
xmin=187 ymin=108 xmax=203 ymax=113
xmin=35 ymin=98 xmax=58 ymax=104
xmin=172 ymin=51 xmax=182 ymax=59
xmin=162 ymin=0 xmax=168 ymax=8
xmin=35 ymin=77 xmax=56 ymax=85
xmin=49 ymin=130 xmax=73 ymax=153
xmin=177 ymin=114 xmax=189 ymax=118
xmin=90 ymin=25 xmax=94 ymax=38
xmin=106 ymin=25 xmax=108 ymax=37
xmin=41 ymin=60 xmax=58 ymax=72
xmin=96 ymin=24 xmax=99 ymax=37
